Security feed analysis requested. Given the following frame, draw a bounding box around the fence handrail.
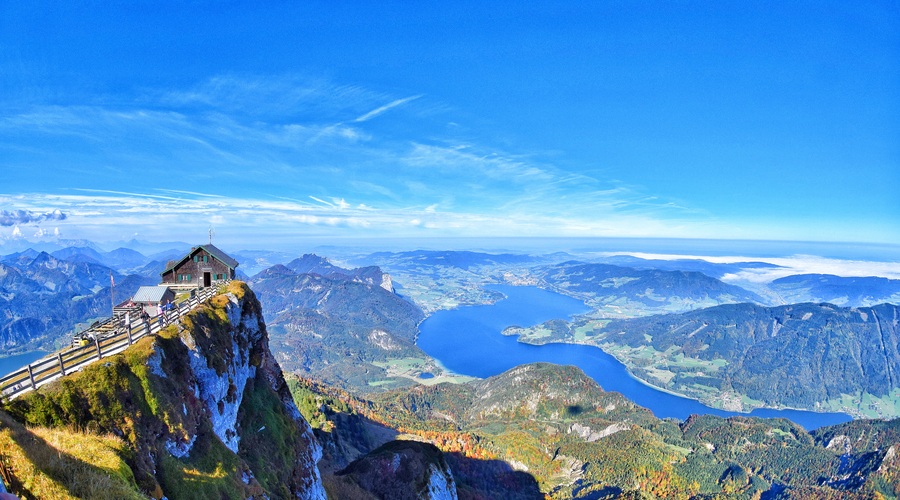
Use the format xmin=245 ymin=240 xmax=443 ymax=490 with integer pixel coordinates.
xmin=0 ymin=282 xmax=228 ymax=401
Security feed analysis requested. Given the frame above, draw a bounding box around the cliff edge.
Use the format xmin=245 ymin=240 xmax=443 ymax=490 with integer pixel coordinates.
xmin=1 ymin=281 xmax=325 ymax=500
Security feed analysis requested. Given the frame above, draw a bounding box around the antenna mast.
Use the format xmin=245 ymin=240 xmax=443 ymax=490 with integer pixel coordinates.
xmin=208 ymin=226 xmax=215 ymax=245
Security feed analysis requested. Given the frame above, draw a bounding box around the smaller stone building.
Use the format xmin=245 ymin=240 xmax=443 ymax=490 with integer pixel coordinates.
xmin=160 ymin=244 xmax=239 ymax=287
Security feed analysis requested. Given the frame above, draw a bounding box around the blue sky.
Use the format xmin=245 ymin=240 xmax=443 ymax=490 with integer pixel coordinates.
xmin=0 ymin=1 xmax=898 ymax=251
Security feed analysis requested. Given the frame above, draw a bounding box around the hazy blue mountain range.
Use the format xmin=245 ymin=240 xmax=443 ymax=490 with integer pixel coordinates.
xmin=231 ymin=249 xmax=298 ymax=276
xmin=771 ymin=273 xmax=900 ymax=307
xmin=98 ymin=247 xmax=152 ymax=269
xmin=594 ymin=254 xmax=782 ymax=279
xmin=6 ymin=245 xmax=158 ymax=271
xmin=0 ymin=238 xmax=107 ymax=255
xmin=0 ymin=251 xmax=157 ymax=352
xmin=21 ymin=245 xmax=155 ymax=273
xmin=536 ymin=261 xmax=764 ymax=317
xmin=282 ymin=254 xmax=395 ymax=292
xmin=362 ymin=250 xmax=538 ymax=270
xmin=49 ymin=245 xmax=106 ymax=265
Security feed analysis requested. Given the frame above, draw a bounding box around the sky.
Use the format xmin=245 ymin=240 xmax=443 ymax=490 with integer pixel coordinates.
xmin=0 ymin=1 xmax=898 ymax=253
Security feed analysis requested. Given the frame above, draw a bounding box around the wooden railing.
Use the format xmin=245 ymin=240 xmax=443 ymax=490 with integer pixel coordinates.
xmin=0 ymin=282 xmax=229 ymax=401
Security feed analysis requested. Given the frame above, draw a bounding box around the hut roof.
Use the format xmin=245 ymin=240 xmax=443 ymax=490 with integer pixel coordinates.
xmin=161 ymin=244 xmax=239 ymax=274
xmin=133 ymin=285 xmax=173 ymax=303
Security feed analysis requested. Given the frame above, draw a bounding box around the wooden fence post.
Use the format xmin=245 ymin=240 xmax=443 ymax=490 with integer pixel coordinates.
xmin=0 ymin=285 xmax=226 ymax=400
xmin=26 ymin=364 xmax=36 ymax=390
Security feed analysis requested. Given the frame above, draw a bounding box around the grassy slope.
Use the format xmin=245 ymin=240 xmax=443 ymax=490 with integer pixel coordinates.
xmin=0 ymin=409 xmax=143 ymax=500
xmin=0 ymin=281 xmax=309 ymax=499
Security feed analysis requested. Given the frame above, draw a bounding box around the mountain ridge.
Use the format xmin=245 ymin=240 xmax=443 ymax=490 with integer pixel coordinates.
xmin=292 ymin=362 xmax=900 ymax=498
xmin=536 ymin=261 xmax=765 ymax=317
xmin=0 ymin=251 xmax=156 ymax=352
xmin=249 ymin=258 xmax=430 ymax=391
xmin=521 ymin=301 xmax=900 ymax=418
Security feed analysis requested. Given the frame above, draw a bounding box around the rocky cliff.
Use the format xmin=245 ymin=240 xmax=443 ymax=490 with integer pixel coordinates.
xmin=335 ymin=440 xmax=458 ymax=500
xmin=1 ymin=281 xmax=325 ymax=499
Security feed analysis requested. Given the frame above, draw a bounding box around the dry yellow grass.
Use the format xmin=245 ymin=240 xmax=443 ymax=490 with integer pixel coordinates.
xmin=0 ymin=410 xmax=143 ymax=500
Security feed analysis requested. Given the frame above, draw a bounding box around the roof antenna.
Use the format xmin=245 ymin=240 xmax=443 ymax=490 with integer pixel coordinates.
xmin=208 ymin=226 xmax=215 ymax=245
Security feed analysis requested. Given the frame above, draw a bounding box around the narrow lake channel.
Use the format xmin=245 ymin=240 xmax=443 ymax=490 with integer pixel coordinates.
xmin=416 ymin=285 xmax=851 ymax=431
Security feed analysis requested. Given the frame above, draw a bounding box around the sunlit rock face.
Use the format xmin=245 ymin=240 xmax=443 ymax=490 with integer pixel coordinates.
xmin=183 ymin=295 xmax=258 ymax=453
xmin=178 ymin=285 xmax=326 ymax=499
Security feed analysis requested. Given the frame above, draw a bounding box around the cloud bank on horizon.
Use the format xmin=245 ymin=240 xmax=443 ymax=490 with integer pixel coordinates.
xmin=0 ymin=2 xmax=897 ymax=250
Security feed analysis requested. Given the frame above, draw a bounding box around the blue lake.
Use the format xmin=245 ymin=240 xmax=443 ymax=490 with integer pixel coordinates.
xmin=0 ymin=350 xmax=48 ymax=377
xmin=417 ymin=285 xmax=852 ymax=431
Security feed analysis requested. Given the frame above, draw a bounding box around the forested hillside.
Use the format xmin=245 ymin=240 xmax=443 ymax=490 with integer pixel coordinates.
xmin=249 ymin=260 xmax=432 ymax=391
xmin=290 ymin=363 xmax=900 ymax=499
xmin=529 ymin=301 xmax=900 ymax=418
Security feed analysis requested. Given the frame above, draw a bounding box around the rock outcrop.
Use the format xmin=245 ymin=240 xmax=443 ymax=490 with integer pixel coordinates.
xmin=2 ymin=281 xmax=326 ymax=499
xmin=336 ymin=440 xmax=458 ymax=500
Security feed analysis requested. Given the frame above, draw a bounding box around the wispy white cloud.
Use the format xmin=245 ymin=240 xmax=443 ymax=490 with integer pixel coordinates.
xmin=155 ymin=189 xmax=226 ymax=198
xmin=155 ymin=75 xmax=384 ymax=120
xmin=0 ymin=74 xmax=757 ymax=246
xmin=354 ymin=95 xmax=422 ymax=122
xmin=0 ymin=190 xmax=724 ymax=247
xmin=348 ymin=180 xmax=398 ymax=202
xmin=308 ymin=196 xmax=334 ymax=207
xmin=404 ymin=143 xmax=555 ymax=183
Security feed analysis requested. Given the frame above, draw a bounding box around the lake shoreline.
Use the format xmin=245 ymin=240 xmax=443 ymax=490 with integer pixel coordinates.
xmin=417 ymin=284 xmax=852 ymax=431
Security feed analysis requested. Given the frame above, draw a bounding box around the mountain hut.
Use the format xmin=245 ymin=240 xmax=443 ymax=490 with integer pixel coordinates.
xmin=160 ymin=244 xmax=238 ymax=288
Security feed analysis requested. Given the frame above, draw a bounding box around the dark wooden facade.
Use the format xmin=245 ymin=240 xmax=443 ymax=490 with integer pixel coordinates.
xmin=160 ymin=244 xmax=238 ymax=287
